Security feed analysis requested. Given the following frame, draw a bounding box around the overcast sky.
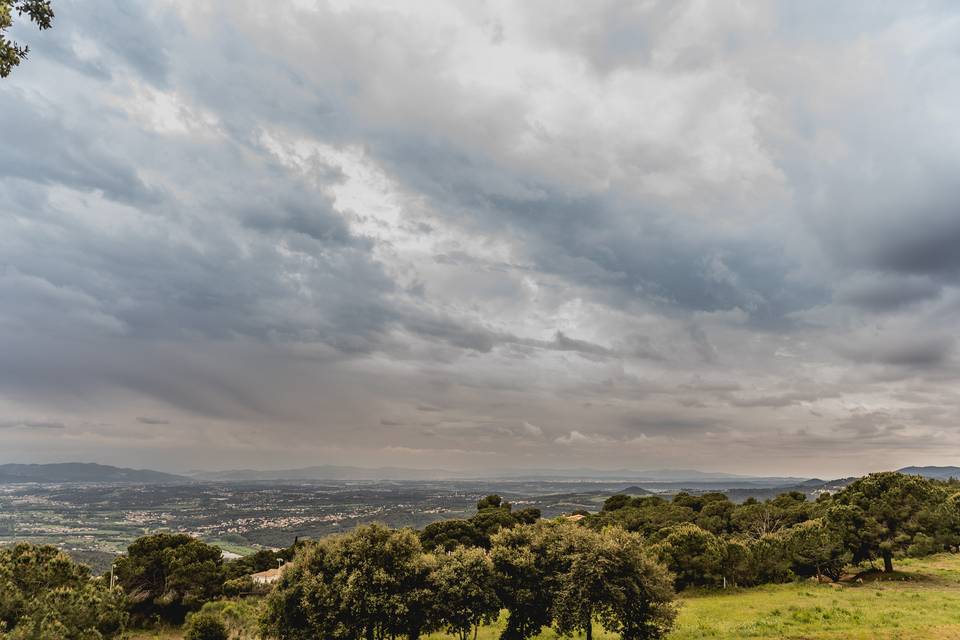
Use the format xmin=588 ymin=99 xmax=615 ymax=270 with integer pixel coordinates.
xmin=2 ymin=1 xmax=960 ymax=476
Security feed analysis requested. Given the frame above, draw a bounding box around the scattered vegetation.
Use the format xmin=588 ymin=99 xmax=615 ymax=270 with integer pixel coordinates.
xmin=8 ymin=471 xmax=960 ymax=639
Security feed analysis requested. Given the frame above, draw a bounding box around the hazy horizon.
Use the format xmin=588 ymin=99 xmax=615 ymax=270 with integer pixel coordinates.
xmin=3 ymin=1 xmax=960 ymax=478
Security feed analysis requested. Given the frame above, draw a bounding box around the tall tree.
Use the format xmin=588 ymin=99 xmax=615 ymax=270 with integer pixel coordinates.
xmin=114 ymin=533 xmax=225 ymax=623
xmin=489 ymin=522 xmax=575 ymax=640
xmin=554 ymin=527 xmax=676 ymax=640
xmin=783 ymin=519 xmax=849 ymax=582
xmin=653 ymin=524 xmax=725 ymax=589
xmin=828 ymin=472 xmax=943 ymax=572
xmin=430 ymin=546 xmax=500 ymax=640
xmin=261 ymin=525 xmax=434 ymax=640
xmin=0 ymin=0 xmax=53 ymax=77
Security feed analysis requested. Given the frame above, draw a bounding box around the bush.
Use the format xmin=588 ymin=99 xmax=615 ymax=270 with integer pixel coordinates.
xmin=222 ymin=576 xmax=254 ymax=597
xmin=184 ymin=611 xmax=229 ymax=640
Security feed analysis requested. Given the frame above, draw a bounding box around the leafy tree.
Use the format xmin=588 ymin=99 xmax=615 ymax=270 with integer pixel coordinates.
xmin=420 ymin=519 xmax=485 ymax=552
xmin=183 ymin=611 xmax=229 ymax=640
xmin=513 ymin=507 xmax=541 ymax=525
xmin=470 ymin=509 xmax=520 ymax=546
xmin=695 ymin=494 xmax=735 ymax=535
xmin=0 ymin=543 xmax=126 ymax=639
xmin=261 ymin=524 xmax=434 ymax=640
xmin=477 ymin=495 xmax=509 ymax=511
xmin=653 ymin=524 xmax=725 ymax=589
xmin=828 ymin=472 xmax=943 ymax=572
xmin=429 ymin=546 xmax=500 ymax=640
xmin=490 ymin=522 xmax=575 ymax=640
xmin=602 ymin=494 xmax=631 ymax=512
xmin=114 ymin=533 xmax=225 ymax=623
xmin=0 ymin=0 xmax=53 ymax=78
xmin=718 ymin=538 xmax=755 ymax=588
xmin=553 ymin=527 xmax=676 ymax=640
xmin=730 ymin=492 xmax=809 ymax=540
xmin=592 ymin=499 xmax=696 ymax=539
xmin=744 ymin=533 xmax=793 ymax=585
xmin=782 ymin=519 xmax=849 ymax=581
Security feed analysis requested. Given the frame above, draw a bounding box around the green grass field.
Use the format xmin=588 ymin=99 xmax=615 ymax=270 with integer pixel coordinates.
xmin=131 ymin=553 xmax=960 ymax=640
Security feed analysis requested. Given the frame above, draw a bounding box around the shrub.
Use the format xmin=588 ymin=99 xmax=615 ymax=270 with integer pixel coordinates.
xmin=184 ymin=611 xmax=229 ymax=640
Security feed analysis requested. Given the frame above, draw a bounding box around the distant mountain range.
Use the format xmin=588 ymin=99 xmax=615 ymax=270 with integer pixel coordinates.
xmin=1 ymin=461 xmax=954 ymax=485
xmin=190 ymin=465 xmax=455 ymax=482
xmin=0 ymin=463 xmax=190 ymax=484
xmin=189 ymin=465 xmax=811 ymax=485
xmin=897 ymin=466 xmax=960 ymax=480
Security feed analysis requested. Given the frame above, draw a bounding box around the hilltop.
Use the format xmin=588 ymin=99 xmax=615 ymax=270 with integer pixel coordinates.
xmin=0 ymin=462 xmax=190 ymax=484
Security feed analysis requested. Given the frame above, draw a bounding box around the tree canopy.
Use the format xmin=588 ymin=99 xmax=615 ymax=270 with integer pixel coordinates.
xmin=114 ymin=533 xmax=225 ymax=623
xmin=0 ymin=543 xmax=126 ymax=639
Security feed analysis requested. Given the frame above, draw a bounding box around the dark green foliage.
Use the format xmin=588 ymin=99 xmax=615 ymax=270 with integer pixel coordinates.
xmin=730 ymin=491 xmax=810 ymax=538
xmin=430 ymin=546 xmax=500 ymax=640
xmin=0 ymin=543 xmax=126 ymax=639
xmin=553 ymin=527 xmax=676 ymax=640
xmin=513 ymin=507 xmax=542 ymax=524
xmin=828 ymin=472 xmax=945 ymax=572
xmin=470 ymin=507 xmax=521 ymax=543
xmin=489 ymin=522 xmax=578 ymax=640
xmin=183 ymin=611 xmax=229 ymax=640
xmin=222 ymin=576 xmax=254 ymax=597
xmin=0 ymin=0 xmax=53 ymax=78
xmin=420 ymin=519 xmax=485 ymax=552
xmin=477 ymin=495 xmax=508 ymax=511
xmin=602 ymin=494 xmax=631 ymax=512
xmin=694 ymin=493 xmax=735 ymax=534
xmin=782 ymin=519 xmax=849 ymax=581
xmin=260 ymin=524 xmax=434 ymax=640
xmin=653 ymin=524 xmax=725 ymax=589
xmin=114 ymin=533 xmax=225 ymax=623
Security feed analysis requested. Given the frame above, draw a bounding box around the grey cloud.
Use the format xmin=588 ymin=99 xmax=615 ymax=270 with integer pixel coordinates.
xmin=136 ymin=417 xmax=170 ymax=425
xmin=621 ymin=414 xmax=723 ymax=435
xmin=837 ymin=335 xmax=955 ymax=368
xmin=0 ymin=88 xmax=159 ymax=204
xmin=728 ymin=389 xmax=840 ymax=408
xmin=5 ymin=1 xmax=960 ymax=475
xmin=0 ymin=419 xmax=66 ymax=429
xmin=835 ymin=274 xmax=942 ymax=312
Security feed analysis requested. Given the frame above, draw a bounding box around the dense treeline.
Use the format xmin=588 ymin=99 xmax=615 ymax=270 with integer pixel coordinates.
xmin=260 ymin=521 xmax=675 ymax=640
xmin=2 ymin=471 xmax=960 ymax=639
xmin=591 ymin=472 xmax=960 ymax=587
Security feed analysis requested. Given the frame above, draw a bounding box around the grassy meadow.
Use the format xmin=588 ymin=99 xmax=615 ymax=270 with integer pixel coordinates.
xmin=130 ymin=553 xmax=960 ymax=640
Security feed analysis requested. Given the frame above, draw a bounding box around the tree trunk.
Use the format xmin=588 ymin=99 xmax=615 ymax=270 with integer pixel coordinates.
xmin=882 ymin=551 xmax=894 ymax=573
xmin=585 ymin=609 xmax=593 ymax=640
xmin=366 ymin=625 xmax=375 ymax=640
xmin=473 ymin=625 xmax=479 ymax=640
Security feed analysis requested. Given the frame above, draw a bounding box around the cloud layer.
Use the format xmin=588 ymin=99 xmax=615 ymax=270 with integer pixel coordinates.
xmin=2 ymin=0 xmax=960 ymax=476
